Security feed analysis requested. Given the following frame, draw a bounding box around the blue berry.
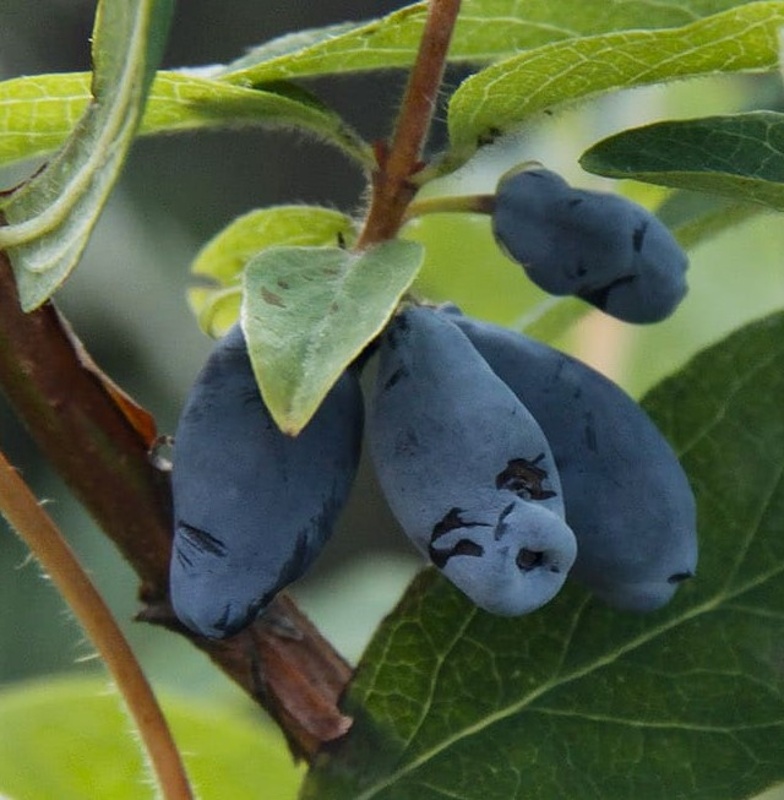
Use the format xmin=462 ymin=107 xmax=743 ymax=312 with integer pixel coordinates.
xmin=169 ymin=324 xmax=363 ymax=638
xmin=370 ymin=306 xmax=577 ymax=615
xmin=492 ymin=167 xmax=688 ymax=323
xmin=443 ymin=309 xmax=697 ymax=612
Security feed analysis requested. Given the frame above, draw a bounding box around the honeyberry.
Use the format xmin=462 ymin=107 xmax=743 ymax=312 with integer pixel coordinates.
xmin=444 ymin=309 xmax=697 ymax=612
xmin=492 ymin=167 xmax=688 ymax=323
xmin=370 ymin=306 xmax=577 ymax=615
xmin=169 ymin=323 xmax=363 ymax=639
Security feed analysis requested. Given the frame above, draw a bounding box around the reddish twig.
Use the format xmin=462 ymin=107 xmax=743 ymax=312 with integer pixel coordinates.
xmin=357 ymin=0 xmax=462 ymax=247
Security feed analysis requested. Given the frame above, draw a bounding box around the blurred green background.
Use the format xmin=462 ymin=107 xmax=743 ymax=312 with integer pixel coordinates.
xmin=1 ymin=1 xmax=784 ymax=796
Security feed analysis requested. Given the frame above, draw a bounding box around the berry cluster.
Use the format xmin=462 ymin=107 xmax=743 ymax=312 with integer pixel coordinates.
xmin=169 ymin=168 xmax=697 ymax=639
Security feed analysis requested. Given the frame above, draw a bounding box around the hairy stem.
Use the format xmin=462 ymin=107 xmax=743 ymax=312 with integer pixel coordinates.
xmin=357 ymin=0 xmax=462 ymax=247
xmin=403 ymin=193 xmax=495 ymax=223
xmin=0 ymin=449 xmax=194 ymax=800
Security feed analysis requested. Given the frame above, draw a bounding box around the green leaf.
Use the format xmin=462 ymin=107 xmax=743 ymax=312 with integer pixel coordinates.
xmin=217 ymin=0 xmax=762 ymax=84
xmin=404 ymin=214 xmax=549 ymax=328
xmin=519 ymin=295 xmax=591 ymax=343
xmin=446 ymin=2 xmax=784 ymax=172
xmin=217 ymin=21 xmax=366 ymax=78
xmin=0 ymin=676 xmax=303 ymax=799
xmin=242 ymin=240 xmax=424 ymax=434
xmin=0 ymin=0 xmax=174 ymax=311
xmin=657 ymin=187 xmax=766 ymax=250
xmin=0 ymin=71 xmax=374 ymax=173
xmin=303 ymin=311 xmax=784 ymax=800
xmin=189 ymin=206 xmax=356 ymax=337
xmin=581 ymin=112 xmax=784 ymax=211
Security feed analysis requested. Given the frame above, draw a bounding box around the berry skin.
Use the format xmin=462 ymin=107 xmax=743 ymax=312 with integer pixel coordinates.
xmin=492 ymin=167 xmax=688 ymax=323
xmin=442 ymin=309 xmax=697 ymax=612
xmin=169 ymin=323 xmax=363 ymax=639
xmin=370 ymin=306 xmax=577 ymax=615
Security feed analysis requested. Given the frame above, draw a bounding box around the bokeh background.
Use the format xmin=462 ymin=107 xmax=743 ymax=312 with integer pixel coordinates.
xmin=2 ymin=0 xmax=784 ymax=762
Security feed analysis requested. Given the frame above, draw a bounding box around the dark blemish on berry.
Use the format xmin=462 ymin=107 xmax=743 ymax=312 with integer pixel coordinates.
xmin=668 ymin=570 xmax=694 ymax=584
xmin=431 ymin=507 xmax=491 ymax=544
xmin=174 ymin=543 xmax=194 ymax=569
xmin=429 ymin=538 xmax=485 ymax=569
xmin=516 ymin=548 xmax=545 ymax=571
xmin=394 ymin=428 xmax=420 ymax=457
xmin=213 ymin=604 xmax=234 ymax=634
xmin=178 ymin=522 xmax=228 ymax=557
xmin=632 ymin=219 xmax=649 ymax=253
xmin=584 ymin=411 xmax=598 ymax=453
xmin=578 ymin=274 xmax=636 ymax=310
xmin=494 ymin=502 xmax=517 ymax=540
xmin=568 ymin=197 xmax=584 ymax=208
xmin=383 ymin=365 xmax=409 ymax=391
xmin=496 ymin=455 xmax=557 ymax=501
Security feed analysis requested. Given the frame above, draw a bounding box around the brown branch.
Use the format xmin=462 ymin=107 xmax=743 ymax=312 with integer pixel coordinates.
xmin=0 ymin=255 xmax=172 ymax=596
xmin=357 ymin=0 xmax=462 ymax=247
xmin=0 ymin=250 xmax=351 ymax=761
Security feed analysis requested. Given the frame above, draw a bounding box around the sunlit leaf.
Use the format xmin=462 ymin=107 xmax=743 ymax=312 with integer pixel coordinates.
xmin=188 ymin=206 xmax=356 ymax=337
xmin=218 ymin=0 xmax=763 ymax=84
xmin=0 ymin=72 xmax=373 ymax=173
xmin=445 ymin=2 xmax=784 ymax=172
xmin=0 ymin=677 xmax=303 ymax=800
xmin=242 ymin=240 xmax=423 ymax=434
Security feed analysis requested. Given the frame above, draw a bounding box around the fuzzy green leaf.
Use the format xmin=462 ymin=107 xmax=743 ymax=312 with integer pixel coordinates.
xmin=446 ymin=2 xmax=784 ymax=172
xmin=0 ymin=0 xmax=174 ymax=311
xmin=0 ymin=71 xmax=373 ymax=173
xmin=242 ymin=240 xmax=424 ymax=434
xmin=189 ymin=206 xmax=356 ymax=337
xmin=218 ymin=0 xmax=762 ymax=84
xmin=303 ymin=311 xmax=784 ymax=800
xmin=0 ymin=677 xmax=303 ymax=799
xmin=581 ymin=112 xmax=784 ymax=211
